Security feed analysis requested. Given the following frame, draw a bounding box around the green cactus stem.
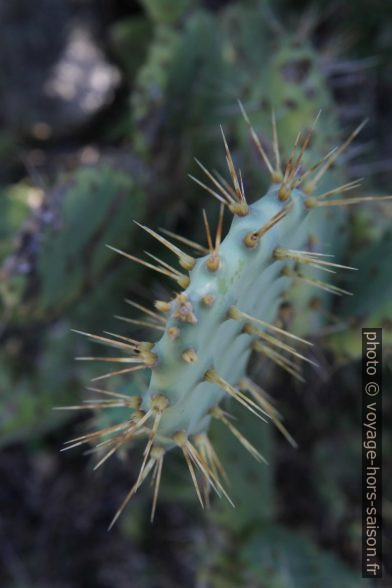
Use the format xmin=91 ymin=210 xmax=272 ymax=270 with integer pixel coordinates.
xmin=65 ymin=110 xmax=392 ymax=526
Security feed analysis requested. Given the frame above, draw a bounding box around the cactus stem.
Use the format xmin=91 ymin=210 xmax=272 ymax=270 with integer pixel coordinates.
xmin=227 ymin=306 xmax=312 ymax=346
xmin=204 ymin=369 xmax=267 ymax=420
xmin=69 ymin=108 xmax=392 ymax=523
xmin=134 ymin=221 xmax=196 ymax=270
xmin=125 ymin=299 xmax=167 ymax=325
xmin=210 ymin=406 xmax=267 ymax=464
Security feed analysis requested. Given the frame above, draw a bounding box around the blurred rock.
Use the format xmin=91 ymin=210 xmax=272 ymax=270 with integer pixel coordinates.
xmin=42 ymin=26 xmax=121 ymax=135
xmin=0 ymin=0 xmax=121 ymax=139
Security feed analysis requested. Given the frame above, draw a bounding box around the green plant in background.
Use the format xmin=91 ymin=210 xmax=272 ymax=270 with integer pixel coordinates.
xmin=130 ymin=0 xmax=212 ymax=157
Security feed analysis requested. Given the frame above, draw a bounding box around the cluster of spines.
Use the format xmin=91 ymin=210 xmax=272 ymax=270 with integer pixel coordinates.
xmin=61 ymin=106 xmax=392 ymax=526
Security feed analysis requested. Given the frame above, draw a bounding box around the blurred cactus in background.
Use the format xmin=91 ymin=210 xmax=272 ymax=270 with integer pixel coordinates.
xmin=0 ymin=1 xmax=391 ymax=586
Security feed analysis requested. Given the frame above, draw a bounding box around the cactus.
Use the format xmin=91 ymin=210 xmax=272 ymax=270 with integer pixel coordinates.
xmin=216 ymin=11 xmax=352 ymax=337
xmin=130 ymin=1 xmax=221 ymax=180
xmin=197 ymin=523 xmax=366 ymax=587
xmin=239 ymin=525 xmax=365 ymax=588
xmin=0 ymin=164 xmax=144 ymax=325
xmin=130 ymin=0 xmax=195 ymax=156
xmin=0 ymin=164 xmax=147 ymax=445
xmin=64 ymin=108 xmax=392 ymax=527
